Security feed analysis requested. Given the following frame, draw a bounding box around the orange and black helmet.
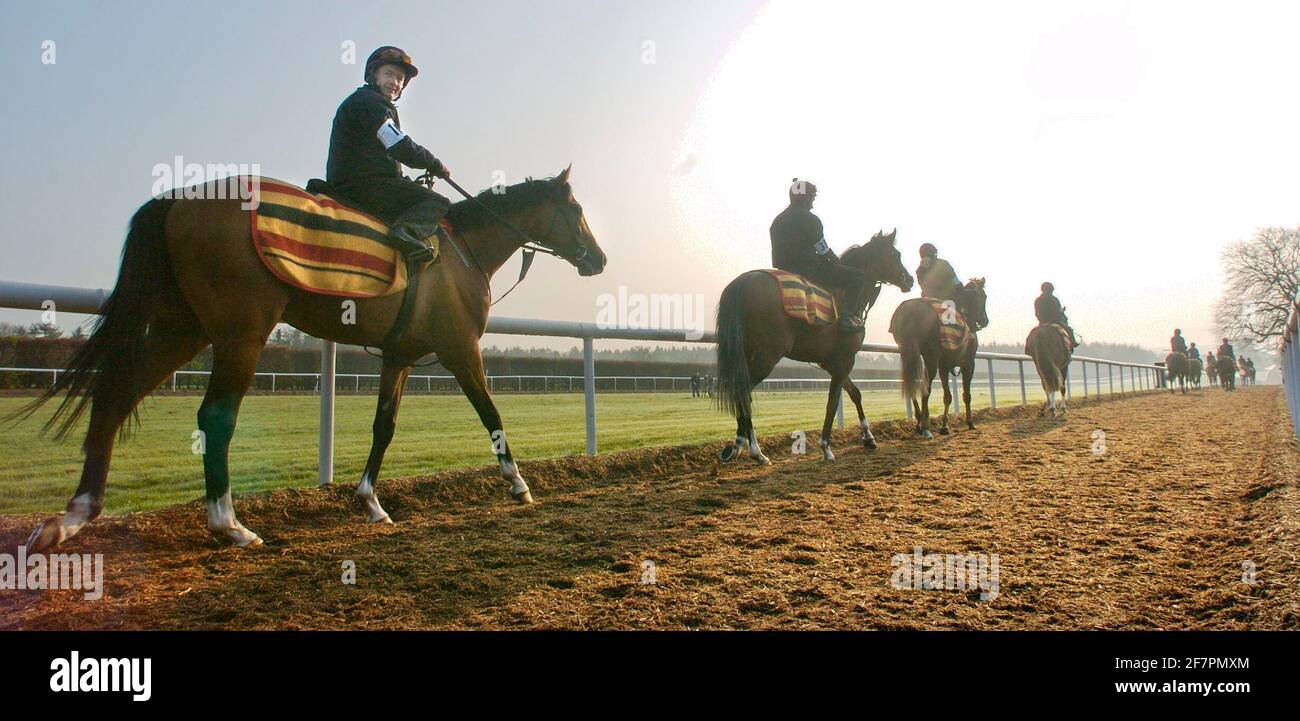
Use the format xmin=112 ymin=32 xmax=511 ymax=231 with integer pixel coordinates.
xmin=365 ymin=46 xmax=419 ymax=90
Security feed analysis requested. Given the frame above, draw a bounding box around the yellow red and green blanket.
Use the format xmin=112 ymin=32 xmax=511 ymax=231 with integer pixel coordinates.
xmin=760 ymin=269 xmax=838 ymax=326
xmin=922 ymin=297 xmax=971 ymax=351
xmin=247 ymin=177 xmax=440 ymax=298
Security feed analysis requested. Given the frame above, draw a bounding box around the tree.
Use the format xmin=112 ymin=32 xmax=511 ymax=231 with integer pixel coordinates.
xmin=27 ymin=321 xmax=63 ymax=338
xmin=1214 ymin=227 xmax=1300 ymax=345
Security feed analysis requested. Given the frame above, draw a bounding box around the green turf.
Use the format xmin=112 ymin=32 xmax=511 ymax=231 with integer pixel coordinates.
xmin=0 ymin=375 xmax=1119 ymax=514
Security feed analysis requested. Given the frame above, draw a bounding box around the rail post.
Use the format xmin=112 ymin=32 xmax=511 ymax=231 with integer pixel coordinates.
xmin=952 ymin=370 xmax=961 ymax=414
xmin=986 ymin=357 xmax=997 ymax=409
xmin=584 ymin=335 xmax=596 ymax=455
xmin=318 ymin=339 xmax=336 ymax=486
xmin=1082 ymin=361 xmax=1088 ymax=398
xmin=1018 ymin=359 xmax=1027 ymax=405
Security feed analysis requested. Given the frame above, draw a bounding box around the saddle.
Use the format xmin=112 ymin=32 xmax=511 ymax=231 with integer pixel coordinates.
xmin=759 ymin=269 xmax=838 ymax=326
xmin=1028 ymin=322 xmax=1072 ymax=353
xmin=249 ymin=176 xmax=442 ymax=353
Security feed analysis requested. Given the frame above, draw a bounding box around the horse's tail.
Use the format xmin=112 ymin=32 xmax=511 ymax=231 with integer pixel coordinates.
xmin=1032 ymin=331 xmax=1064 ymax=395
xmin=899 ymin=337 xmax=926 ymax=404
xmin=714 ymin=276 xmax=752 ymax=419
xmin=7 ymin=197 xmax=178 ymax=440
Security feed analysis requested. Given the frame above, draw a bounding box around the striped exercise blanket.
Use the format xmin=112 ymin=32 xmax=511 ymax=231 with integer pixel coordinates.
xmin=247 ymin=177 xmax=440 ymax=298
xmin=922 ymin=297 xmax=970 ymax=351
xmin=760 ymin=269 xmax=838 ymax=326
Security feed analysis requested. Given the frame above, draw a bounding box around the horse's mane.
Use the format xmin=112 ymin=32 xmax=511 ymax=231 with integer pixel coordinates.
xmin=446 ymin=176 xmax=565 ymax=232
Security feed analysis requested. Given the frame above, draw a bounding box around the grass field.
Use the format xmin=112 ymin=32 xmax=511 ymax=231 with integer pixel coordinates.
xmin=0 ymin=381 xmax=1076 ymax=514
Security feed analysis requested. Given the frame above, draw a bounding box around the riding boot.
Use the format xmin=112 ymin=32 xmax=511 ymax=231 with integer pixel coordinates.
xmin=1066 ymin=326 xmax=1080 ymax=350
xmin=389 ymin=195 xmax=451 ymax=263
xmin=836 ymin=290 xmax=867 ymax=334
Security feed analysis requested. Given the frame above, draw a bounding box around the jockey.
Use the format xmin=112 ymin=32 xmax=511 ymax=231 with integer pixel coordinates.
xmin=916 ymin=243 xmax=963 ymax=303
xmin=1034 ymin=282 xmax=1078 ymax=348
xmin=770 ymin=179 xmax=868 ymax=334
xmin=326 ymin=46 xmax=451 ymax=262
xmin=1170 ymin=329 xmax=1187 ymax=354
xmin=1186 ymin=342 xmax=1200 ymax=360
xmin=1217 ymin=337 xmax=1235 ymax=359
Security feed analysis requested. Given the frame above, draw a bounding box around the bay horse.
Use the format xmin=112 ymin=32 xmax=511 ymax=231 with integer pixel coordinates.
xmin=1206 ymin=353 xmax=1219 ymax=386
xmin=1164 ymin=351 xmax=1188 ymax=394
xmin=890 ymin=278 xmax=989 ymax=438
xmin=714 ymin=231 xmax=913 ymax=463
xmin=1025 ymin=323 xmax=1072 ymax=418
xmin=14 ymin=168 xmax=605 ymax=550
xmin=1187 ymin=356 xmax=1203 ymax=389
xmin=1217 ymin=354 xmax=1237 ymax=391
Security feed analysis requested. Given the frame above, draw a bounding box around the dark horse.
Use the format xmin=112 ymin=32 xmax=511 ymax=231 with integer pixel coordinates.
xmin=1187 ymin=356 xmax=1203 ymax=389
xmin=1206 ymin=353 xmax=1219 ymax=386
xmin=714 ymin=231 xmax=913 ymax=463
xmin=1217 ymin=355 xmax=1237 ymax=391
xmin=1164 ymin=351 xmax=1188 ymax=394
xmin=1026 ymin=323 xmax=1072 ymax=418
xmin=13 ymin=168 xmax=606 ymax=550
xmin=890 ymin=279 xmax=989 ymax=438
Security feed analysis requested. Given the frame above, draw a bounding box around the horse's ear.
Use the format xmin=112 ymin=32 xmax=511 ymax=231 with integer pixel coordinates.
xmin=888 ymin=227 xmax=897 ymax=242
xmin=556 ymin=164 xmax=572 ymax=184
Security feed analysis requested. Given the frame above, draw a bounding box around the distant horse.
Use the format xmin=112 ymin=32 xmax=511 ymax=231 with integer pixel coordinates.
xmin=1164 ymin=352 xmax=1188 ymax=394
xmin=1026 ymin=323 xmax=1072 ymax=418
xmin=1206 ymin=353 xmax=1219 ymax=386
xmin=1187 ymin=356 xmax=1203 ymax=389
xmin=1238 ymin=357 xmax=1255 ymax=386
xmin=12 ymin=168 xmax=606 ymax=550
xmin=890 ymin=278 xmax=989 ymax=438
xmin=1217 ymin=355 xmax=1237 ymax=391
xmin=714 ymin=230 xmax=914 ymax=463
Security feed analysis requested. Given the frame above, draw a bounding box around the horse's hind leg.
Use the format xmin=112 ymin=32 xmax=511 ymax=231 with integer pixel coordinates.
xmin=355 ymin=361 xmax=412 ymax=524
xmin=961 ymin=364 xmax=975 ymax=429
xmin=200 ymin=337 xmax=272 ymax=546
xmin=28 ymin=314 xmax=209 ymax=551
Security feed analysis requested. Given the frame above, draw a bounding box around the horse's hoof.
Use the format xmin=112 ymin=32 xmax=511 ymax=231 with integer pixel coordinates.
xmin=863 ymin=436 xmax=877 ymax=451
xmin=967 ymin=424 xmax=976 ymax=430
xmin=26 ymin=515 xmax=66 ymax=552
xmin=369 ymin=512 xmax=394 ymax=525
xmin=211 ymin=524 xmax=262 ymax=547
xmin=822 ymin=449 xmax=836 ymax=462
xmin=512 ymin=490 xmax=534 ymax=504
xmin=921 ymin=430 xmax=933 ymax=440
xmin=939 ymin=427 xmax=950 ymax=436
xmin=719 ymin=445 xmax=737 ymax=462
xmin=753 ymin=454 xmax=772 ymax=466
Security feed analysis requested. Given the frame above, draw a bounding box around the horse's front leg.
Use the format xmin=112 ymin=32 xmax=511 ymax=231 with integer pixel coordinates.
xmin=444 ymin=347 xmax=532 ymax=503
xmin=354 ymin=361 xmax=412 ymax=524
xmin=842 ymin=379 xmax=875 ymax=450
xmin=962 ymin=364 xmax=975 ymax=429
xmin=818 ymin=375 xmax=847 ymax=461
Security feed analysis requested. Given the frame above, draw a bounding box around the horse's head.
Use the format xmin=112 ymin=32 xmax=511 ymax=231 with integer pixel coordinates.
xmin=532 ymin=166 xmax=607 ymax=277
xmin=961 ymin=277 xmax=988 ymax=330
xmin=842 ymin=228 xmax=913 ymax=293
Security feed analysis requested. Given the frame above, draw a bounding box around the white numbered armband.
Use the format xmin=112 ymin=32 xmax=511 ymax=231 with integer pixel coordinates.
xmin=377 ymin=119 xmax=407 ymax=149
xmin=814 ymin=236 xmax=831 ymax=255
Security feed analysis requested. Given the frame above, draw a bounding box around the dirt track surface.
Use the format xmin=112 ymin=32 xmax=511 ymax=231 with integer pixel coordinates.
xmin=2 ymin=387 xmax=1297 ymax=630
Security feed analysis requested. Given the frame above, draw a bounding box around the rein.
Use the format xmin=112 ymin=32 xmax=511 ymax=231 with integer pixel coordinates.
xmin=422 ymin=173 xmax=587 ymax=306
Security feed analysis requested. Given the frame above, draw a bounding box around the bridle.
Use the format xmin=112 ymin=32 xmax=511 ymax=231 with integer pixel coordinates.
xmin=418 ymin=173 xmax=592 ymax=304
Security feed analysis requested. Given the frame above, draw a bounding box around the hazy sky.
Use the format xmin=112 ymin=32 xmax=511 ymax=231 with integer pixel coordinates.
xmin=2 ymin=0 xmax=1297 ymax=354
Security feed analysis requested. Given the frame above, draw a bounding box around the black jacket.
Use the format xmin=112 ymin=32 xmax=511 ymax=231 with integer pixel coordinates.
xmin=1034 ymin=292 xmax=1067 ymax=325
xmin=326 ymin=84 xmax=444 ymax=185
xmin=771 ymin=204 xmax=832 ymax=271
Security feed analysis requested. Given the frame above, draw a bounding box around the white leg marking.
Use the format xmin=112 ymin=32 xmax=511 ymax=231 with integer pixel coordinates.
xmin=820 ymin=437 xmax=835 ymax=461
xmin=748 ymin=428 xmax=771 ymax=465
xmin=206 ymin=491 xmax=262 ymax=547
xmin=356 ymin=472 xmax=392 ymax=524
xmin=501 ymin=458 xmax=533 ymax=503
